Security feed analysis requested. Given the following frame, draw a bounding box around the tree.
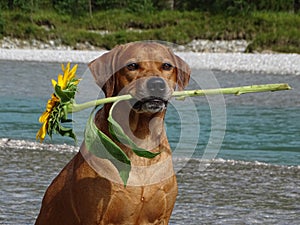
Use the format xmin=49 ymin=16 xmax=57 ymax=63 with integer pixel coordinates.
xmin=295 ymin=0 xmax=300 ymax=13
xmin=89 ymin=0 xmax=92 ymax=17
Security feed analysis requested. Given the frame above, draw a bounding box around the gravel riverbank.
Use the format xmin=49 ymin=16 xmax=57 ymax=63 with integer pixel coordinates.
xmin=1 ymin=48 xmax=299 ymax=75
xmin=1 ymin=37 xmax=299 ymax=75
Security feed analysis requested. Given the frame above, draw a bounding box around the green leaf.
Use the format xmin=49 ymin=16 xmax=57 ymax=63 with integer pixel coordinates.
xmin=108 ymin=100 xmax=160 ymax=159
xmin=59 ymin=126 xmax=76 ymax=141
xmin=84 ymin=108 xmax=131 ymax=186
xmin=54 ymin=85 xmax=75 ymax=103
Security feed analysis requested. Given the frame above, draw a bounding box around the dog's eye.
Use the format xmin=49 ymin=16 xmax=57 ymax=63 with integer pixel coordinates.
xmin=126 ymin=63 xmax=139 ymax=71
xmin=162 ymin=63 xmax=173 ymax=71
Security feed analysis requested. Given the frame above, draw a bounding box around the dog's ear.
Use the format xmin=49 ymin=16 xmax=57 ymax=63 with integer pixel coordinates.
xmin=175 ymin=55 xmax=191 ymax=90
xmin=88 ymin=45 xmax=123 ymax=97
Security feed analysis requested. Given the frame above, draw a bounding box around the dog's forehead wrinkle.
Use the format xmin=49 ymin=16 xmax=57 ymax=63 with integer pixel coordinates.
xmin=127 ymin=56 xmax=170 ymax=64
xmin=121 ymin=45 xmax=173 ymax=64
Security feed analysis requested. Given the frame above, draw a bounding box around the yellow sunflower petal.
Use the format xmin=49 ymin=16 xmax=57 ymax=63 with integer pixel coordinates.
xmin=50 ymin=93 xmax=59 ymax=101
xmin=39 ymin=111 xmax=49 ymax=123
xmin=51 ymin=79 xmax=57 ymax=88
xmin=57 ymin=74 xmax=64 ymax=87
xmin=65 ymin=62 xmax=71 ymax=71
xmin=36 ymin=122 xmax=48 ymax=142
xmin=63 ymin=63 xmax=71 ymax=86
xmin=48 ymin=96 xmax=57 ymax=106
xmin=63 ymin=63 xmax=70 ymax=77
xmin=45 ymin=95 xmax=58 ymax=112
xmin=69 ymin=64 xmax=78 ymax=80
xmin=61 ymin=63 xmax=65 ymax=72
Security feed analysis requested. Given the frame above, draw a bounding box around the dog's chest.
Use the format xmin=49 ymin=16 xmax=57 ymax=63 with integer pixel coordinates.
xmin=100 ymin=175 xmax=177 ymax=225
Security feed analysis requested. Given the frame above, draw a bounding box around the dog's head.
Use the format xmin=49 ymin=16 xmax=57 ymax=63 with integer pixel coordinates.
xmin=89 ymin=42 xmax=191 ymax=113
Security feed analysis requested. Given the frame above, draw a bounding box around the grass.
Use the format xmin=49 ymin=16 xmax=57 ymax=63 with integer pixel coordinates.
xmin=1 ymin=9 xmax=300 ymax=53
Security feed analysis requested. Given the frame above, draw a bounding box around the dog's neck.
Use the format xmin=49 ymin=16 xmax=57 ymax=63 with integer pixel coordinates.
xmin=128 ymin=109 xmax=165 ymax=139
xmin=95 ymin=101 xmax=170 ymax=158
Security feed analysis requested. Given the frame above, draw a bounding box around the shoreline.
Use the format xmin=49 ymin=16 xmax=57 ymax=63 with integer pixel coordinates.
xmin=1 ymin=138 xmax=299 ymax=168
xmin=0 ymin=48 xmax=299 ymax=75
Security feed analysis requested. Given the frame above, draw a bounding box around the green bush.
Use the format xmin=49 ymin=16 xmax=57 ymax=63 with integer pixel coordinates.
xmin=53 ymin=0 xmax=89 ymax=17
xmin=124 ymin=0 xmax=154 ymax=14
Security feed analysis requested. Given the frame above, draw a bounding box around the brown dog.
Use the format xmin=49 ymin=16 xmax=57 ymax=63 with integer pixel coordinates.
xmin=35 ymin=42 xmax=190 ymax=225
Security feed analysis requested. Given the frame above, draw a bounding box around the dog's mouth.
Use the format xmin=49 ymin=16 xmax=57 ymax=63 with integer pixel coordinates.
xmin=130 ymin=97 xmax=168 ymax=113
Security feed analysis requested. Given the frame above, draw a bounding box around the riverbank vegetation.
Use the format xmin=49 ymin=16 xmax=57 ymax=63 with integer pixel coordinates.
xmin=0 ymin=0 xmax=299 ymax=53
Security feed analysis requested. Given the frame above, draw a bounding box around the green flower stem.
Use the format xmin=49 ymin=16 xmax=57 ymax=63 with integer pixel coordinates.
xmin=68 ymin=94 xmax=132 ymax=113
xmin=68 ymin=83 xmax=291 ymax=113
xmin=172 ymin=83 xmax=292 ymax=99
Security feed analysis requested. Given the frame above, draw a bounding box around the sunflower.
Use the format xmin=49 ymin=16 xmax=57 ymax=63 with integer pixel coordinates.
xmin=36 ymin=63 xmax=80 ymax=142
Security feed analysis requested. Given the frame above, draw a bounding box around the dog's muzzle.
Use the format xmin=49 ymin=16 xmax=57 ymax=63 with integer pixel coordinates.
xmin=131 ymin=97 xmax=168 ymax=113
xmin=131 ymin=77 xmax=169 ymax=113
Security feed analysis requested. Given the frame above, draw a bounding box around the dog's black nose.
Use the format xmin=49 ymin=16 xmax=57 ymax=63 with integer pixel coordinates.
xmin=147 ymin=77 xmax=166 ymax=96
